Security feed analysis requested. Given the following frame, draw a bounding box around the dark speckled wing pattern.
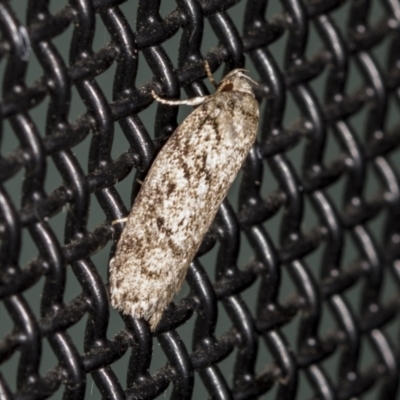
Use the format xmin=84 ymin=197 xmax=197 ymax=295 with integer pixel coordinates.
xmin=110 ymin=73 xmax=259 ymax=330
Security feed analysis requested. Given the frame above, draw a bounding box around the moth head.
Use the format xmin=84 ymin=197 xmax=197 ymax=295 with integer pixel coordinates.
xmin=217 ymin=69 xmax=257 ymax=96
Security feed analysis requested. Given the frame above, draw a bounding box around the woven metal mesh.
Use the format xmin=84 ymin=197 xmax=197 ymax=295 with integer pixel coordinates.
xmin=1 ymin=0 xmax=400 ymax=399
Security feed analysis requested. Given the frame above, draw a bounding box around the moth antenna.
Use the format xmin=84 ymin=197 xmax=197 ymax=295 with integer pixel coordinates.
xmin=204 ymin=61 xmax=218 ymax=88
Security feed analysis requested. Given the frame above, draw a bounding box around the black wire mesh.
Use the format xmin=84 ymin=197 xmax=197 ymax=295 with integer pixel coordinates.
xmin=1 ymin=0 xmax=400 ymax=399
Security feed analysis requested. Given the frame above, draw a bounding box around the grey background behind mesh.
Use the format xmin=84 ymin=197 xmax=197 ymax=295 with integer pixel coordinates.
xmin=0 ymin=0 xmax=399 ymax=399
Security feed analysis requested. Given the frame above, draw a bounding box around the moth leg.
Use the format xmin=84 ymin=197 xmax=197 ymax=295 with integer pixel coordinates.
xmin=204 ymin=60 xmax=218 ymax=88
xmin=151 ymin=91 xmax=207 ymax=106
xmin=112 ymin=217 xmax=128 ymax=225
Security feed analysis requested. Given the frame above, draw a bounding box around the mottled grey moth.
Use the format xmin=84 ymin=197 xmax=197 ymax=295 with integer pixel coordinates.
xmin=109 ymin=64 xmax=259 ymax=330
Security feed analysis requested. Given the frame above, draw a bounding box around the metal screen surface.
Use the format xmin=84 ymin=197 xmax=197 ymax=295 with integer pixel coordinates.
xmin=1 ymin=0 xmax=400 ymax=399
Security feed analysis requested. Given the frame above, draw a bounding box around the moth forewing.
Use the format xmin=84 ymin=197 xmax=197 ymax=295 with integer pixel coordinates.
xmin=109 ymin=68 xmax=259 ymax=330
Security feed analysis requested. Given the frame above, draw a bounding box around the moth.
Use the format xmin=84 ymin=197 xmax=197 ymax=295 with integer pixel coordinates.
xmin=109 ymin=63 xmax=259 ymax=330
